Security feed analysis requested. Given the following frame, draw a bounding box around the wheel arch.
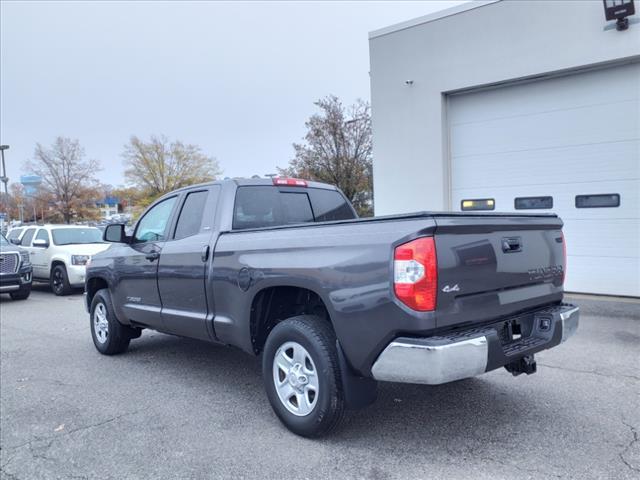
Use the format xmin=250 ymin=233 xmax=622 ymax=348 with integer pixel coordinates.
xmin=86 ymin=276 xmax=109 ymax=308
xmin=50 ymin=258 xmax=67 ymax=272
xmin=249 ymin=285 xmax=334 ymax=355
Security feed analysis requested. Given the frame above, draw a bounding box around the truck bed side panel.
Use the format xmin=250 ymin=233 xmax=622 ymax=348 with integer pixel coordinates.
xmin=210 ymin=218 xmax=438 ymax=374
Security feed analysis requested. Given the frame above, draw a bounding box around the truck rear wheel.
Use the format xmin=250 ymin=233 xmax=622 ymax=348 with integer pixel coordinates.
xmin=262 ymin=315 xmax=345 ymax=437
xmin=90 ymin=289 xmax=134 ymax=355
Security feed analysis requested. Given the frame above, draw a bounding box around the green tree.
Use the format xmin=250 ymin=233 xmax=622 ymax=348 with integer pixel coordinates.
xmin=122 ymin=135 xmax=221 ymax=203
xmin=279 ymin=95 xmax=373 ymax=216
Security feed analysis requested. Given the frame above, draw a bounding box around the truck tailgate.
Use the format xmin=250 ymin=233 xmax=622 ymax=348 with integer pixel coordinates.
xmin=433 ymin=214 xmax=565 ymax=329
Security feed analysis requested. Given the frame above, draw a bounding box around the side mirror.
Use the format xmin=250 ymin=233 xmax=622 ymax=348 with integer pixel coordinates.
xmin=104 ymin=224 xmax=129 ymax=243
xmin=32 ymin=238 xmax=49 ymax=248
xmin=10 ymin=238 xmax=20 ymax=245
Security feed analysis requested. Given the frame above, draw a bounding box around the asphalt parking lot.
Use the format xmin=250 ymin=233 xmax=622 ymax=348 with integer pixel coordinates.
xmin=1 ymin=287 xmax=638 ymax=480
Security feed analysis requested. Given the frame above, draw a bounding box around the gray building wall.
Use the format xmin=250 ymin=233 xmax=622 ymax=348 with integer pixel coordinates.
xmin=369 ymin=0 xmax=640 ymax=215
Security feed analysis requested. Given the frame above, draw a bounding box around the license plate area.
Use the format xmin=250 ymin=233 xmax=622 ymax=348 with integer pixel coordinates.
xmin=499 ymin=319 xmax=528 ymax=345
xmin=496 ymin=311 xmax=554 ymax=356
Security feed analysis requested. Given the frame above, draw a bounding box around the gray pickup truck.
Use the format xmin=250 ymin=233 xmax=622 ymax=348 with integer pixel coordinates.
xmin=86 ymin=178 xmax=579 ymax=437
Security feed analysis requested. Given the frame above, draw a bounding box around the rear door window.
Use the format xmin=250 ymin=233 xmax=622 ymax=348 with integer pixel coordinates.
xmin=21 ymin=228 xmax=36 ymax=246
xmin=35 ymin=229 xmax=50 ymax=243
xmin=173 ymin=190 xmax=209 ymax=240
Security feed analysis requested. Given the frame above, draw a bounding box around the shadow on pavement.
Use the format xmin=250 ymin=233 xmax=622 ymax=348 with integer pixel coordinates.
xmin=118 ymin=330 xmax=567 ymax=447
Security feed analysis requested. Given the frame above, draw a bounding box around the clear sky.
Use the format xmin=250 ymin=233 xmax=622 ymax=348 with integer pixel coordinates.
xmin=1 ymin=0 xmax=463 ymax=187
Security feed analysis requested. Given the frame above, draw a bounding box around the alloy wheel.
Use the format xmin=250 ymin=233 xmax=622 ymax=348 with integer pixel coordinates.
xmin=272 ymin=341 xmax=319 ymax=416
xmin=52 ymin=269 xmax=63 ymax=293
xmin=93 ymin=303 xmax=109 ymax=344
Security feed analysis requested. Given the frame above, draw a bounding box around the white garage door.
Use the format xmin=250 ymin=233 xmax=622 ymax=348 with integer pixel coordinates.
xmin=448 ymin=62 xmax=640 ymax=297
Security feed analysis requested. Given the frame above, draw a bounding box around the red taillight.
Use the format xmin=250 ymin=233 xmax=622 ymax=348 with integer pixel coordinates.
xmin=273 ymin=177 xmax=308 ymax=187
xmin=394 ymin=237 xmax=437 ymax=311
xmin=561 ymin=232 xmax=567 ymax=284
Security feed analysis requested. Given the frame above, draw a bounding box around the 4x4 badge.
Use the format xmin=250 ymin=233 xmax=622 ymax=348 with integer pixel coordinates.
xmin=442 ymin=284 xmax=460 ymax=293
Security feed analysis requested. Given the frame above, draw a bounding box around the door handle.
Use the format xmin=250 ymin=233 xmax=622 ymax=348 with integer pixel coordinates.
xmin=145 ymin=251 xmax=160 ymax=262
xmin=201 ymin=245 xmax=210 ymax=263
xmin=502 ymin=237 xmax=522 ymax=253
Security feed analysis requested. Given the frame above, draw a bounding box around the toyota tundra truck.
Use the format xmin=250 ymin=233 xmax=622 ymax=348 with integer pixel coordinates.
xmin=85 ymin=178 xmax=579 ymax=437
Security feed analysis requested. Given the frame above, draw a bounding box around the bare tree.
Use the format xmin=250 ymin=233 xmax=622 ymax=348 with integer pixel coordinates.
xmin=26 ymin=137 xmax=101 ymax=224
xmin=5 ymin=183 xmax=25 ymax=221
xmin=279 ymin=95 xmax=373 ymax=216
xmin=122 ymin=135 xmax=221 ymax=203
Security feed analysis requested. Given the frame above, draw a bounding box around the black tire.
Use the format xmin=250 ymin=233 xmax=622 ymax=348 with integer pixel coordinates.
xmin=90 ymin=288 xmax=134 ymax=355
xmin=9 ymin=284 xmax=31 ymax=300
xmin=50 ymin=264 xmax=72 ymax=296
xmin=262 ymin=315 xmax=345 ymax=437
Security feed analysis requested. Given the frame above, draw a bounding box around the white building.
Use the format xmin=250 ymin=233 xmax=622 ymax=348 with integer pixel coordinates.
xmin=369 ymin=0 xmax=639 ymax=297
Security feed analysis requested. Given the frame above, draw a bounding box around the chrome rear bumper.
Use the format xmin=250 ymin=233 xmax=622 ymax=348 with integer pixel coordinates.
xmin=371 ymin=336 xmax=488 ymax=385
xmin=371 ymin=303 xmax=579 ymax=385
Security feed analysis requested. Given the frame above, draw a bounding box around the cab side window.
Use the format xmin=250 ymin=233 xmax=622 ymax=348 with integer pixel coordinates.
xmin=174 ymin=190 xmax=209 ymax=240
xmin=21 ymin=228 xmax=36 ymax=246
xmin=134 ymin=197 xmax=177 ymax=243
xmin=34 ymin=229 xmax=50 ymax=246
xmin=35 ymin=229 xmax=49 ymax=242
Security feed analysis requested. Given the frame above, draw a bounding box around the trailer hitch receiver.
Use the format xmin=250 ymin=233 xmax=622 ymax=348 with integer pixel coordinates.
xmin=505 ymin=354 xmax=537 ymax=376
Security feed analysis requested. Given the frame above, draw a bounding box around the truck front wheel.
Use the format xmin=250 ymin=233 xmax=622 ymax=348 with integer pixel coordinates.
xmin=262 ymin=315 xmax=345 ymax=437
xmin=10 ymin=283 xmax=31 ymax=300
xmin=50 ymin=264 xmax=72 ymax=296
xmin=90 ymin=289 xmax=135 ymax=355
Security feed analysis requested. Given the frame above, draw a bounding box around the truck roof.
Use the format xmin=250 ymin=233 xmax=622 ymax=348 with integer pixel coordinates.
xmin=170 ymin=178 xmax=339 ymax=193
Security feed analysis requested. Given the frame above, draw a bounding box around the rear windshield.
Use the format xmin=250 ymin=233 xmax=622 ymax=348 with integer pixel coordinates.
xmin=233 ymin=186 xmax=355 ymax=230
xmin=52 ymin=228 xmax=103 ymax=245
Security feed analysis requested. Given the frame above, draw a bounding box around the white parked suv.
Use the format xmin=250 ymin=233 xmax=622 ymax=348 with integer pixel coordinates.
xmin=18 ymin=225 xmax=109 ymax=295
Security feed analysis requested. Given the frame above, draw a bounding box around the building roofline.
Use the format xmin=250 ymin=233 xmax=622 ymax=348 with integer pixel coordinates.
xmin=368 ymin=0 xmax=500 ymax=40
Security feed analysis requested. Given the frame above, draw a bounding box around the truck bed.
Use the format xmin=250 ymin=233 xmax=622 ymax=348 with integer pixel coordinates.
xmin=212 ymin=211 xmax=564 ymax=375
xmin=218 ymin=210 xmax=559 ymax=233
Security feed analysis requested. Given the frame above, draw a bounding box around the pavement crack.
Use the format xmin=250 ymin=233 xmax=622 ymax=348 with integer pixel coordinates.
xmin=62 ymin=410 xmax=141 ymax=437
xmin=538 ymin=363 xmax=640 ymax=382
xmin=26 ymin=438 xmax=56 ymax=464
xmin=620 ymin=419 xmax=640 ymax=473
xmin=3 ymin=409 xmax=142 ymax=454
xmin=0 ymin=470 xmax=21 ymax=480
xmin=482 ymin=455 xmax=563 ymax=478
xmin=0 ymin=451 xmax=18 ymax=470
